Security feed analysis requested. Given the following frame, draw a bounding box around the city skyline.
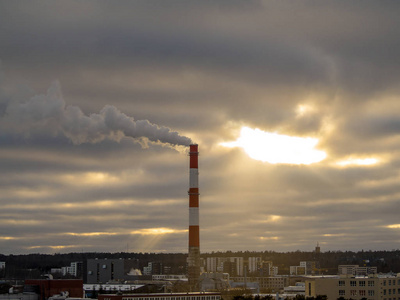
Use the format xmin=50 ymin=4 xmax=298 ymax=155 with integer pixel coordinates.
xmin=1 ymin=1 xmax=400 ymax=254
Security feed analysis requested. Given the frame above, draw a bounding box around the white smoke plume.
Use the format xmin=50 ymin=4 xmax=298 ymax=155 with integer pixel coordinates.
xmin=0 ymin=81 xmax=192 ymax=147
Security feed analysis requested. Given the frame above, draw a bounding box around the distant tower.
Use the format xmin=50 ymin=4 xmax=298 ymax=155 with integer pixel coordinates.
xmin=188 ymin=144 xmax=200 ymax=289
xmin=315 ymin=242 xmax=321 ymax=255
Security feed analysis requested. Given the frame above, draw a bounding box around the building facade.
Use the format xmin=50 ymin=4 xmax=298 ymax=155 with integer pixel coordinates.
xmin=338 ymin=265 xmax=378 ymax=276
xmin=25 ymin=279 xmax=84 ymax=300
xmin=231 ymin=276 xmax=289 ymax=292
xmin=306 ymin=274 xmax=400 ymax=300
xmin=86 ymin=259 xmax=139 ymax=284
xmin=290 ymin=261 xmax=320 ymax=276
xmin=98 ymin=292 xmax=221 ymax=300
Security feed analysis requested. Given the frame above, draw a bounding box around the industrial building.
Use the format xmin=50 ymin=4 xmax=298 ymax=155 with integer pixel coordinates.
xmin=86 ymin=258 xmax=140 ymax=284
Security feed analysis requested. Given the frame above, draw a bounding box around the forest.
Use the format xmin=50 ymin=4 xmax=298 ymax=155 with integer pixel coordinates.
xmin=1 ymin=249 xmax=399 ymax=280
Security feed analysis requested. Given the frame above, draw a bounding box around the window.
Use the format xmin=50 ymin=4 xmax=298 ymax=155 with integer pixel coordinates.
xmin=384 ymin=290 xmax=387 ymax=295
xmin=339 ymin=290 xmax=345 ymax=296
xmin=394 ymin=289 xmax=396 ymax=294
xmin=389 ymin=289 xmax=392 ymax=295
xmin=390 ymin=280 xmax=392 ymax=286
xmin=384 ymin=281 xmax=387 ymax=286
xmin=360 ymin=281 xmax=366 ymax=287
xmin=339 ymin=280 xmax=345 ymax=286
xmin=350 ymin=290 xmax=357 ymax=296
xmin=368 ymin=290 xmax=375 ymax=296
xmin=351 ymin=281 xmax=357 ymax=286
xmin=359 ymin=290 xmax=366 ymax=296
xmin=368 ymin=281 xmax=375 ymax=287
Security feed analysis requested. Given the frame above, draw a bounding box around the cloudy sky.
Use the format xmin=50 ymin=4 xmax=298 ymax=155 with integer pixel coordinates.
xmin=1 ymin=1 xmax=400 ymax=255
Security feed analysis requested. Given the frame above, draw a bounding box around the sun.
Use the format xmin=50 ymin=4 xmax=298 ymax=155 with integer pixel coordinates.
xmin=221 ymin=126 xmax=327 ymax=165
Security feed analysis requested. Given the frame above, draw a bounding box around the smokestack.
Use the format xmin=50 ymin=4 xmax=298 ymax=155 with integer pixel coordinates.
xmin=188 ymin=144 xmax=200 ymax=289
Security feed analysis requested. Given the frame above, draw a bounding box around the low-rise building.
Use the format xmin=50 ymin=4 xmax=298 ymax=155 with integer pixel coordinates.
xmin=98 ymin=292 xmax=221 ymax=300
xmin=283 ymin=282 xmax=305 ymax=295
xmin=231 ymin=276 xmax=289 ymax=292
xmin=338 ymin=265 xmax=377 ymax=276
xmin=199 ymin=273 xmax=229 ymax=292
xmin=305 ymin=274 xmax=400 ymax=300
xmin=290 ymin=261 xmax=320 ymax=276
xmin=24 ymin=279 xmax=84 ymax=300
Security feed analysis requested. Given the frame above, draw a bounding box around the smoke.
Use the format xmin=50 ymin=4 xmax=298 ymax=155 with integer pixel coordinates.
xmin=0 ymin=81 xmax=192 ymax=147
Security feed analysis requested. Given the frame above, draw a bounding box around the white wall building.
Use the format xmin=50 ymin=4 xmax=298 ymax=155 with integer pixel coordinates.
xmin=206 ymin=257 xmax=218 ymax=273
xmin=248 ymin=257 xmax=262 ymax=273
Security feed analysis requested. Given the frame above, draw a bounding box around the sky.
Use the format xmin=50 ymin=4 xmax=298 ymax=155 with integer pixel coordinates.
xmin=1 ymin=1 xmax=400 ymax=255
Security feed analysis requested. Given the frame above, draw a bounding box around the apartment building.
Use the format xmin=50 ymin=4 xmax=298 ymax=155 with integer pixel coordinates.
xmin=290 ymin=261 xmax=320 ymax=276
xmin=205 ymin=257 xmax=243 ymax=276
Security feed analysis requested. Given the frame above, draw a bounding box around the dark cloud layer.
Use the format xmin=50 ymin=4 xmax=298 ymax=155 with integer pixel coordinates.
xmin=1 ymin=1 xmax=400 ymax=254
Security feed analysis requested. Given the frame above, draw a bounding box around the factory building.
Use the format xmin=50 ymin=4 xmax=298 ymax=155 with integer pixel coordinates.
xmin=86 ymin=259 xmax=140 ymax=284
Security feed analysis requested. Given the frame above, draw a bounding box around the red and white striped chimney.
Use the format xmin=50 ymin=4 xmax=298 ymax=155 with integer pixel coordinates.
xmin=188 ymin=144 xmax=200 ymax=289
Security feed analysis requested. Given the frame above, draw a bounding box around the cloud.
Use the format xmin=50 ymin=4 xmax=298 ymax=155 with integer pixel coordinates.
xmin=1 ymin=1 xmax=400 ymax=254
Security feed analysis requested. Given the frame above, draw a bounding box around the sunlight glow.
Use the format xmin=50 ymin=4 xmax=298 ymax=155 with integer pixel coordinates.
xmin=130 ymin=228 xmax=187 ymax=235
xmin=269 ymin=215 xmax=281 ymax=222
xmin=296 ymin=104 xmax=315 ymax=116
xmin=387 ymin=224 xmax=400 ymax=229
xmin=221 ymin=126 xmax=326 ymax=164
xmin=336 ymin=158 xmax=379 ymax=167
xmin=323 ymin=233 xmax=346 ymax=237
xmin=254 ymin=215 xmax=282 ymax=223
xmin=63 ymin=172 xmax=120 ymax=185
xmin=66 ymin=232 xmax=118 ymax=237
xmin=259 ymin=236 xmax=279 ymax=240
xmin=27 ymin=245 xmax=79 ymax=250
xmin=0 ymin=236 xmax=17 ymax=240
